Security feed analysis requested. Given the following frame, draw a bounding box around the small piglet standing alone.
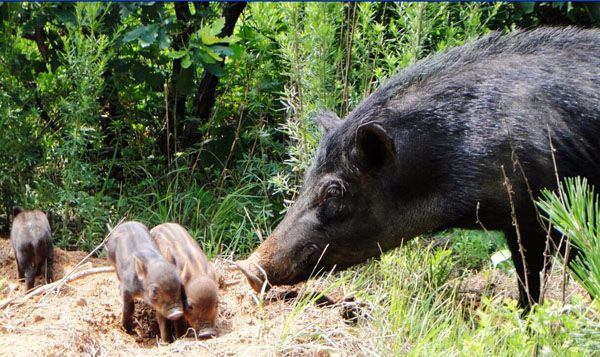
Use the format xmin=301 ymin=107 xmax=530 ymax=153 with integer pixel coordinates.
xmin=106 ymin=221 xmax=184 ymax=342
xmin=10 ymin=206 xmax=53 ymax=291
xmin=151 ymin=223 xmax=219 ymax=339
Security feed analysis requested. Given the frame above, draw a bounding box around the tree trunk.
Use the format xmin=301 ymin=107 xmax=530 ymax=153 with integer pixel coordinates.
xmin=159 ymin=2 xmax=195 ymax=158
xmin=182 ymin=2 xmax=247 ymax=149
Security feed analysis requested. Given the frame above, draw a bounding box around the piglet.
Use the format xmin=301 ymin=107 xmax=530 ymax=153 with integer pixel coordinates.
xmin=106 ymin=221 xmax=184 ymax=342
xmin=151 ymin=223 xmax=218 ymax=338
xmin=10 ymin=207 xmax=53 ymax=291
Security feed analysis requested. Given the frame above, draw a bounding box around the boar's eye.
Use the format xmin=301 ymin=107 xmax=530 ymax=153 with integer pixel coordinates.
xmin=325 ymin=182 xmax=343 ymax=199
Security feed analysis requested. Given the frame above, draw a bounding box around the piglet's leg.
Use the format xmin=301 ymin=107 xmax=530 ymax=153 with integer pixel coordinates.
xmin=45 ymin=245 xmax=54 ymax=283
xmin=173 ymin=318 xmax=188 ymax=338
xmin=156 ymin=312 xmax=172 ymax=343
xmin=15 ymin=252 xmax=23 ymax=280
xmin=122 ymin=291 xmax=135 ymax=333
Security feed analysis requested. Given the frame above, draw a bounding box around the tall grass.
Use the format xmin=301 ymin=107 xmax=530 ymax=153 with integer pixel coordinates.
xmin=272 ymin=241 xmax=597 ymax=355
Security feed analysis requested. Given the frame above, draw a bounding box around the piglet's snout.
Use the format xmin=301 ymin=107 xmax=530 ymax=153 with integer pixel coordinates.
xmin=167 ymin=307 xmax=184 ymax=320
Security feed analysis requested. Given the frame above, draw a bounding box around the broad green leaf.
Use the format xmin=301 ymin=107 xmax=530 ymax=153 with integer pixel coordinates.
xmin=54 ymin=8 xmax=77 ymax=29
xmin=181 ymin=54 xmax=192 ymax=69
xmin=139 ymin=24 xmax=159 ymax=47
xmin=193 ymin=49 xmax=216 ymax=65
xmin=157 ymin=28 xmax=170 ymax=49
xmin=122 ymin=25 xmax=147 ymax=43
xmin=228 ymin=43 xmax=244 ymax=60
xmin=519 ymin=2 xmax=535 ymax=14
xmin=199 ymin=17 xmax=225 ymax=45
xmin=168 ymin=50 xmax=188 ymax=59
xmin=205 ymin=47 xmax=223 ymax=62
xmin=212 ymin=45 xmax=234 ymax=57
xmin=203 ymin=63 xmax=224 ymax=77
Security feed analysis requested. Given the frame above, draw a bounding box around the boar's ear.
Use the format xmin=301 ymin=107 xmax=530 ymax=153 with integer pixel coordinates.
xmin=355 ymin=121 xmax=396 ymax=171
xmin=12 ymin=206 xmax=24 ymax=218
xmin=314 ymin=110 xmax=341 ymax=133
xmin=134 ymin=256 xmax=147 ymax=280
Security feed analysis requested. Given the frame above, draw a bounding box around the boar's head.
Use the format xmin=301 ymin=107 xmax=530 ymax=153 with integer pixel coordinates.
xmin=239 ymin=109 xmax=456 ymax=292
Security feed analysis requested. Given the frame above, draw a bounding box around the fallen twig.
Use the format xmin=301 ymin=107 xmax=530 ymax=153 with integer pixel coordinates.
xmin=0 ymin=266 xmax=115 ymax=309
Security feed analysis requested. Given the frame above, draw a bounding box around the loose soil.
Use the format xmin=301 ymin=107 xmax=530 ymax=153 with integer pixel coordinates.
xmin=0 ymin=237 xmax=588 ymax=356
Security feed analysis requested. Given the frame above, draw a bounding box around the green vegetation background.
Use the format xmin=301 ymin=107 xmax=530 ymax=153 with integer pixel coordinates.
xmin=2 ymin=2 xmax=597 ymax=254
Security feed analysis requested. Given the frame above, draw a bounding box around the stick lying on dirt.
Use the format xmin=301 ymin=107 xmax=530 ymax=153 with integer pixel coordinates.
xmin=0 ymin=266 xmax=115 ymax=309
xmin=0 ymin=217 xmax=126 ymax=310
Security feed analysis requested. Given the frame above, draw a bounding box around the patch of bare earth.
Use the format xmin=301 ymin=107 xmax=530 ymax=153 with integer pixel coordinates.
xmin=0 ymin=236 xmax=590 ymax=356
xmin=0 ymin=238 xmax=356 ymax=356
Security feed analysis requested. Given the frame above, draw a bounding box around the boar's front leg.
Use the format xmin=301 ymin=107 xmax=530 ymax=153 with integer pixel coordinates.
xmin=122 ymin=291 xmax=135 ymax=333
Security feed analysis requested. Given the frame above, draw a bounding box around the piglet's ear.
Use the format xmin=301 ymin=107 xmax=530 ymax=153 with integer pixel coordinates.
xmin=180 ymin=263 xmax=192 ymax=284
xmin=134 ymin=256 xmax=147 ymax=280
xmin=314 ymin=110 xmax=341 ymax=133
xmin=355 ymin=121 xmax=396 ymax=172
xmin=164 ymin=247 xmax=175 ymax=265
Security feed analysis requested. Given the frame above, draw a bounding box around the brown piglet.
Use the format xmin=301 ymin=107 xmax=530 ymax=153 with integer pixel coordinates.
xmin=106 ymin=221 xmax=184 ymax=342
xmin=10 ymin=207 xmax=53 ymax=291
xmin=150 ymin=223 xmax=218 ymax=339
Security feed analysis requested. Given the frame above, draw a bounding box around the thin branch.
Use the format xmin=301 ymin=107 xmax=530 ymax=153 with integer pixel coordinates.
xmin=0 ymin=267 xmax=115 ymax=310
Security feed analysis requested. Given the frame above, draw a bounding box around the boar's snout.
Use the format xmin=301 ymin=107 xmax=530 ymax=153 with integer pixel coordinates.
xmin=236 ymin=254 xmax=270 ymax=294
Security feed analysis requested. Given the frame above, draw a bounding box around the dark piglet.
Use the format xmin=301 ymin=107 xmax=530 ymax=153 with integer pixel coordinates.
xmin=239 ymin=27 xmax=600 ymax=310
xmin=106 ymin=221 xmax=184 ymax=342
xmin=10 ymin=207 xmax=53 ymax=291
xmin=151 ymin=223 xmax=218 ymax=339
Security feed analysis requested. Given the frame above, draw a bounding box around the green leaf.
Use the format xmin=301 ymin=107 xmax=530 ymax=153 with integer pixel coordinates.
xmin=54 ymin=8 xmax=77 ymax=29
xmin=193 ymin=49 xmax=216 ymax=65
xmin=228 ymin=43 xmax=244 ymax=60
xmin=519 ymin=2 xmax=535 ymax=14
xmin=205 ymin=47 xmax=223 ymax=62
xmin=122 ymin=25 xmax=147 ymax=43
xmin=139 ymin=24 xmax=159 ymax=48
xmin=199 ymin=17 xmax=225 ymax=45
xmin=203 ymin=63 xmax=224 ymax=77
xmin=157 ymin=28 xmax=170 ymax=49
xmin=181 ymin=55 xmax=192 ymax=69
xmin=211 ymin=45 xmax=234 ymax=57
xmin=168 ymin=50 xmax=188 ymax=59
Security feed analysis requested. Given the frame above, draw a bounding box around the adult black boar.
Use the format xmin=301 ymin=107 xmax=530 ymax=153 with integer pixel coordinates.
xmin=239 ymin=27 xmax=600 ymax=309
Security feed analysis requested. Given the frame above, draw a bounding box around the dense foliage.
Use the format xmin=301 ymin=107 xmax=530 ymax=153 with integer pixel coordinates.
xmin=0 ymin=2 xmax=599 ymax=256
